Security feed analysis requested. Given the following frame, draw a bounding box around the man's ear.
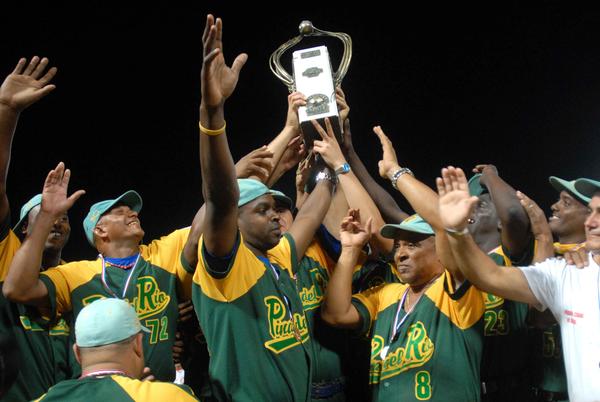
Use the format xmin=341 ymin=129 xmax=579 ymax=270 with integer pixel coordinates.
xmin=73 ymin=344 xmax=82 ymax=365
xmin=93 ymin=225 xmax=107 ymax=242
xmin=133 ymin=333 xmax=143 ymax=358
xmin=20 ymin=220 xmax=28 ymax=236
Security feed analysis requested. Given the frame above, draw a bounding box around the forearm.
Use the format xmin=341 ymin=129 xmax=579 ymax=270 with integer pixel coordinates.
xmin=0 ymin=104 xmax=19 ymax=220
xmin=447 ymin=232 xmax=537 ymax=304
xmin=289 ymin=179 xmax=333 ymax=257
xmin=485 ymin=175 xmax=531 ymax=254
xmin=338 ymin=172 xmax=392 ymax=253
xmin=347 ymin=149 xmax=408 ymax=223
xmin=394 ymin=172 xmax=443 ymax=229
xmin=3 ymin=212 xmax=52 ymax=304
xmin=321 ymin=247 xmax=361 ymax=328
xmin=266 ymin=126 xmax=297 ymax=174
xmin=199 ymin=105 xmax=239 ymax=255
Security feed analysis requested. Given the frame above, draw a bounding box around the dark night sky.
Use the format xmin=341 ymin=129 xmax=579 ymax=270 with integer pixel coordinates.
xmin=1 ymin=3 xmax=600 ymax=260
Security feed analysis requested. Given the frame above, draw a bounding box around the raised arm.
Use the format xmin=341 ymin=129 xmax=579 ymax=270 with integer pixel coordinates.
xmin=199 ymin=14 xmax=247 ymax=257
xmin=437 ymin=166 xmax=539 ymax=305
xmin=337 ymin=90 xmax=408 ymax=224
xmin=312 ymin=118 xmax=393 ymax=254
xmin=3 ymin=162 xmax=85 ymax=306
xmin=321 ymin=209 xmax=371 ymax=328
xmin=516 ymin=191 xmax=554 ymax=263
xmin=474 ymin=164 xmax=532 ymax=258
xmin=373 ymin=126 xmax=463 ymax=282
xmin=264 ymin=92 xmax=305 ymax=183
xmin=0 ymin=57 xmax=57 ymax=223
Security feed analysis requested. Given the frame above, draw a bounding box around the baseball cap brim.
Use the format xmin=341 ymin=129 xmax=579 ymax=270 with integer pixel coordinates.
xmin=13 ymin=194 xmax=43 ymax=233
xmin=380 ymin=214 xmax=434 ymax=240
xmin=574 ymin=178 xmax=600 ymax=200
xmin=271 ymin=190 xmax=293 ymax=211
xmin=468 ymin=174 xmax=487 ymax=196
xmin=549 ymin=176 xmax=590 ymax=205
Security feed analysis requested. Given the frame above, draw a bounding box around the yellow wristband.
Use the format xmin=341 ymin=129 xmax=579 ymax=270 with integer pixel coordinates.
xmin=199 ymin=121 xmax=226 ymax=136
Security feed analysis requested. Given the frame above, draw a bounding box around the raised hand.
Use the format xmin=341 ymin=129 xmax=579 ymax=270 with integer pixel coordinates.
xmin=201 ymin=14 xmax=248 ymax=108
xmin=516 ymin=191 xmax=551 ymax=241
xmin=41 ymin=162 xmax=86 ymax=219
xmin=311 ymin=118 xmax=346 ymax=169
xmin=278 ymin=136 xmax=306 ymax=172
xmin=339 ymin=209 xmax=372 ymax=250
xmin=472 ymin=164 xmax=499 ymax=187
xmin=373 ymin=126 xmax=401 ymax=180
xmin=0 ymin=57 xmax=57 ymax=112
xmin=235 ymin=145 xmax=274 ymax=182
xmin=436 ymin=167 xmax=478 ymax=231
xmin=335 ymin=87 xmax=350 ymax=124
xmin=284 ymin=92 xmax=306 ymax=130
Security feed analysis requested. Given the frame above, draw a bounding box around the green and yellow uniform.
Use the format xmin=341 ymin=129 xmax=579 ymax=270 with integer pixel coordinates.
xmin=352 ymin=271 xmax=485 ymax=402
xmin=0 ymin=216 xmax=74 ymax=401
xmin=39 ymin=228 xmax=192 ymax=382
xmin=297 ymin=240 xmax=347 ymax=401
xmin=479 ymin=245 xmax=533 ymax=399
xmin=35 ymin=374 xmax=198 ymax=401
xmin=192 ymin=232 xmax=312 ymax=401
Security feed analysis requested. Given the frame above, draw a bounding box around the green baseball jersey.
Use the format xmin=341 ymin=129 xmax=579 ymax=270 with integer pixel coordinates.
xmin=39 ymin=228 xmax=192 ymax=382
xmin=0 ymin=219 xmax=74 ymax=402
xmin=192 ymin=232 xmax=313 ymax=401
xmin=296 ymin=240 xmax=348 ymax=401
xmin=480 ymin=245 xmax=531 ymax=386
xmin=352 ymin=271 xmax=485 ymax=402
xmin=34 ymin=374 xmax=198 ymax=401
xmin=352 ymin=257 xmax=401 ymax=293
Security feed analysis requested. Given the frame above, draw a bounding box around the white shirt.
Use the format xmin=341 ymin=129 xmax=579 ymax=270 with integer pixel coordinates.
xmin=520 ymin=254 xmax=600 ymax=402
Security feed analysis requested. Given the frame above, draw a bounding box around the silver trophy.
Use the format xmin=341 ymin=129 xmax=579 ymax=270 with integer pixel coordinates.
xmin=270 ymin=21 xmax=352 ymax=146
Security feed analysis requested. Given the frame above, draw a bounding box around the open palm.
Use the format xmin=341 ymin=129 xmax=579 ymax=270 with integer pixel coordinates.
xmin=436 ymin=167 xmax=478 ymax=230
xmin=201 ymin=15 xmax=247 ymax=108
xmin=0 ymin=57 xmax=57 ymax=111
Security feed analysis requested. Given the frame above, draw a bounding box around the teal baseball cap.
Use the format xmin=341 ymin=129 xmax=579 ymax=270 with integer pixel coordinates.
xmin=380 ymin=214 xmax=434 ymax=239
xmin=468 ymin=174 xmax=487 ymax=196
xmin=75 ymin=298 xmax=149 ymax=348
xmin=549 ymin=176 xmax=590 ymax=205
xmin=574 ymin=178 xmax=600 ymax=200
xmin=237 ymin=179 xmax=285 ymax=208
xmin=271 ymin=189 xmax=293 ymax=211
xmin=83 ymin=190 xmax=143 ymax=247
xmin=13 ymin=193 xmax=43 ymax=233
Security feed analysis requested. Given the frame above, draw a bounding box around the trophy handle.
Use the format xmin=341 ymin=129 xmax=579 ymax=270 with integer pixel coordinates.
xmin=269 ymin=21 xmax=352 ymax=93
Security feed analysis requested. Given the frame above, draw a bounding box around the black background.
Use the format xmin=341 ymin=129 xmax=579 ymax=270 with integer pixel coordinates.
xmin=1 ymin=3 xmax=599 ymax=260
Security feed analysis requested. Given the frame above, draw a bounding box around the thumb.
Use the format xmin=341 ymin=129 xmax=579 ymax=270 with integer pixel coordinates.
xmin=231 ymin=53 xmax=248 ymax=75
xmin=66 ymin=190 xmax=86 ymax=206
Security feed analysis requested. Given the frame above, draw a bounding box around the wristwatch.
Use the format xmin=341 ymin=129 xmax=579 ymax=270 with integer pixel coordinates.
xmin=389 ymin=167 xmax=414 ymax=190
xmin=315 ymin=169 xmax=337 ymax=184
xmin=334 ymin=163 xmax=351 ymax=176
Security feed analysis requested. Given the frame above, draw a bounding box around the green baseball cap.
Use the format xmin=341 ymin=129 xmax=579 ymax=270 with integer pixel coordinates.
xmin=549 ymin=176 xmax=591 ymax=205
xmin=380 ymin=214 xmax=434 ymax=239
xmin=574 ymin=178 xmax=600 ymax=200
xmin=237 ymin=179 xmax=285 ymax=208
xmin=13 ymin=193 xmax=42 ymax=233
xmin=75 ymin=298 xmax=149 ymax=348
xmin=468 ymin=174 xmax=488 ymax=196
xmin=83 ymin=190 xmax=143 ymax=247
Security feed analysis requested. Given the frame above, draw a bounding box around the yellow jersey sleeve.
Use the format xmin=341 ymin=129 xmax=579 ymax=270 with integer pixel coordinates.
xmin=140 ymin=227 xmax=191 ymax=284
xmin=40 ymin=260 xmax=101 ymax=315
xmin=0 ymin=229 xmax=21 ymax=281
